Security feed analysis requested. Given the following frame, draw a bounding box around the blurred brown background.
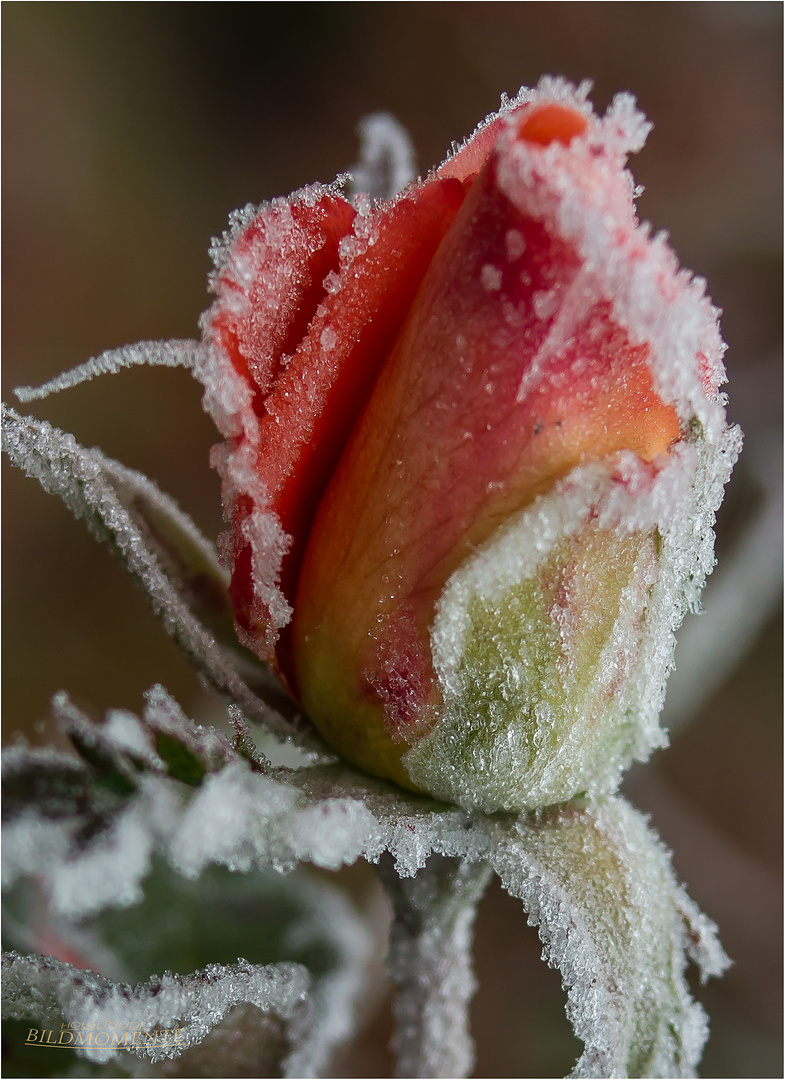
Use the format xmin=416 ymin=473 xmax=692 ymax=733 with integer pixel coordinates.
xmin=3 ymin=4 xmax=781 ymax=1077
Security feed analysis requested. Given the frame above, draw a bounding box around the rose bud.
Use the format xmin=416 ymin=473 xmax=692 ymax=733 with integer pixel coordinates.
xmin=201 ymin=78 xmax=739 ymax=812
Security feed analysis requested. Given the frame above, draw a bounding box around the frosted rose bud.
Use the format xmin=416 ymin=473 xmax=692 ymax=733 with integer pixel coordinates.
xmin=201 ymin=79 xmax=739 ymax=812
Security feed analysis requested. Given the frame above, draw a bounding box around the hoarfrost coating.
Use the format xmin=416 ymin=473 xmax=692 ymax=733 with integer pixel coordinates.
xmin=3 ymin=76 xmax=738 ymax=1078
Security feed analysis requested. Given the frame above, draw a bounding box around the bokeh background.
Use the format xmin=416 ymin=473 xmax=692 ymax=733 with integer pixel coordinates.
xmin=3 ymin=4 xmax=781 ymax=1077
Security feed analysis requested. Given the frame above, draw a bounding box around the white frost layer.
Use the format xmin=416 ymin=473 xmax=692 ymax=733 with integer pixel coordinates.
xmin=14 ymin=340 xmax=205 ymax=403
xmin=406 ymin=433 xmax=740 ymax=813
xmin=491 ymin=77 xmax=728 ymax=442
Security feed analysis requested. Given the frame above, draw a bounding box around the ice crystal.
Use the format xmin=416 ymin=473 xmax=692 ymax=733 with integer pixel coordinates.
xmin=14 ymin=340 xmax=205 ymax=403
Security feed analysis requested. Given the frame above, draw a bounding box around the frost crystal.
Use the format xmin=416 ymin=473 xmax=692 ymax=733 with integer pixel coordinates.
xmin=15 ymin=340 xmax=205 ymax=403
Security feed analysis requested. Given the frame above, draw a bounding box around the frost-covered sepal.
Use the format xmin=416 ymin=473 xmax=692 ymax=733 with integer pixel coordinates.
xmin=406 ymin=436 xmax=740 ymax=812
xmin=0 ymin=404 xmax=320 ymax=751
xmin=491 ymin=796 xmax=730 ymax=1078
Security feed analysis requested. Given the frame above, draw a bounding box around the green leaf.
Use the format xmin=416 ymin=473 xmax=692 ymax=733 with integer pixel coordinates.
xmin=152 ymin=733 xmax=206 ymax=788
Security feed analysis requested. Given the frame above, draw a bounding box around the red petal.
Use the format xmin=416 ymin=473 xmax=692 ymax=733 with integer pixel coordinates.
xmin=208 ymin=190 xmax=356 ymax=653
xmin=434 ymin=94 xmax=588 ymax=182
xmin=266 ymin=178 xmax=467 ymax=682
xmin=211 ymin=191 xmax=356 ymax=406
xmin=516 ymin=102 xmax=588 ymax=146
xmin=437 ymin=111 xmax=509 ymax=182
xmin=218 ymin=178 xmax=467 ymax=679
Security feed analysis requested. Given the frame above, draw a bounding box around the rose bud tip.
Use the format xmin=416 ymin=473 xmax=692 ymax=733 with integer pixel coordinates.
xmin=516 ymin=102 xmax=589 ymax=146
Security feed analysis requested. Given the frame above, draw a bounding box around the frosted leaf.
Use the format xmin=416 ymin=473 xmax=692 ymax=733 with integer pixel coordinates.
xmin=348 ymin=112 xmax=417 ymax=201
xmin=4 ymin=862 xmax=374 ymax=1079
xmin=1 ymin=404 xmax=323 ymax=754
xmin=2 ymin=950 xmax=313 ymax=1073
xmin=14 ymin=339 xmax=205 ymax=403
xmin=4 ymin=689 xmax=726 ymax=1076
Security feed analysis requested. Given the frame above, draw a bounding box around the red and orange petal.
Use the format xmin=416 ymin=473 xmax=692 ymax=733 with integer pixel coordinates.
xmin=516 ymin=102 xmax=588 ymax=146
xmin=291 ymin=98 xmax=680 ymax=775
